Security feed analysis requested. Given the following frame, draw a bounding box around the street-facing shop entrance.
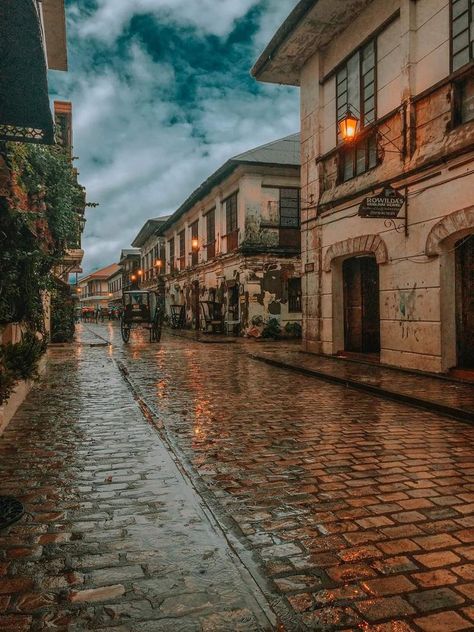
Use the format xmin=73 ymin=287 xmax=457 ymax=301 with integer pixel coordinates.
xmin=343 ymin=255 xmax=380 ymax=353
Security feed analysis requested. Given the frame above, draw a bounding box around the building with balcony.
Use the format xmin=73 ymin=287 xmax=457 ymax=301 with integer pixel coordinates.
xmin=78 ymin=264 xmax=120 ymax=309
xmin=131 ymin=219 xmax=169 ymax=290
xmin=137 ymin=135 xmax=302 ymax=334
xmin=119 ymin=249 xmax=141 ymax=291
xmin=107 ymin=267 xmax=123 ymax=306
xmin=253 ymin=0 xmax=474 ymax=374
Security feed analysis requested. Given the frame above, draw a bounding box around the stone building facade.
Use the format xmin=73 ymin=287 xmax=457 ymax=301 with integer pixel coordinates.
xmin=253 ymin=0 xmax=474 ymax=373
xmin=78 ymin=264 xmax=120 ymax=310
xmin=132 ymin=135 xmax=302 ymax=334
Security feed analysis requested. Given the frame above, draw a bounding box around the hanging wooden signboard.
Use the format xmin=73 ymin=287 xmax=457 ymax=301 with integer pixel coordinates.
xmin=358 ymin=186 xmax=405 ymax=219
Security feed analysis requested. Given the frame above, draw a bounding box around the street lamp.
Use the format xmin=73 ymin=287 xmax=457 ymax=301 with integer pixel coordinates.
xmin=338 ymin=110 xmax=359 ymax=142
xmin=191 ymin=237 xmax=199 ymax=251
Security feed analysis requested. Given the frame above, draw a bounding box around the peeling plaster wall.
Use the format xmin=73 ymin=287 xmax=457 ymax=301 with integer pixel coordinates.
xmin=164 ymin=253 xmax=302 ymax=332
xmin=298 ymin=0 xmax=474 ymax=372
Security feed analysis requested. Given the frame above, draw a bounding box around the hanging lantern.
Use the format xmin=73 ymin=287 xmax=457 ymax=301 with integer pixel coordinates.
xmin=338 ymin=110 xmax=359 ymax=142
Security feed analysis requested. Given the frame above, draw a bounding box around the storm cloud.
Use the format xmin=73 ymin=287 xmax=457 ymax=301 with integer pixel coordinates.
xmin=49 ymin=0 xmax=299 ymax=273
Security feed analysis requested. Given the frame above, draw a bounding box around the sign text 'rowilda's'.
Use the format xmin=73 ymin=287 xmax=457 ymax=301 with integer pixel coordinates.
xmin=358 ymin=186 xmax=405 ymax=219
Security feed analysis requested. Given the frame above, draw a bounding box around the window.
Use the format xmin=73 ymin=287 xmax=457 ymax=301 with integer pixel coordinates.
xmin=454 ymin=74 xmax=474 ymax=126
xmin=169 ymin=238 xmax=175 ymax=273
xmin=206 ymin=209 xmax=216 ymax=259
xmin=279 ymin=188 xmax=300 ymax=228
xmin=224 ymin=193 xmax=238 ymax=251
xmin=179 ymin=230 xmax=186 ymax=270
xmin=451 ymin=0 xmax=474 ymax=71
xmin=225 ymin=192 xmax=238 ymax=233
xmin=190 ymin=220 xmax=199 ymax=267
xmin=340 ymin=133 xmax=378 ymax=182
xmin=288 ymin=278 xmax=302 ymax=313
xmin=337 ymin=39 xmax=376 ymax=141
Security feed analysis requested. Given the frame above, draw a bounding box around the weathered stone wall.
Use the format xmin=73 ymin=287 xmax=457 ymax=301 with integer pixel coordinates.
xmin=299 ymin=0 xmax=474 ymax=371
xmin=164 ymin=253 xmax=302 ymax=333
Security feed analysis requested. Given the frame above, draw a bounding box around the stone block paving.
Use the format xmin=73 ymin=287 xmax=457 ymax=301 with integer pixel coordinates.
xmin=0 ymin=338 xmax=275 ymax=631
xmin=251 ymin=350 xmax=474 ymax=419
xmin=101 ymin=323 xmax=474 ymax=631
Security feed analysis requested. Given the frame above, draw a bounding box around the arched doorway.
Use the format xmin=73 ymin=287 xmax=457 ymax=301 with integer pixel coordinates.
xmin=456 ymin=235 xmax=474 ymax=368
xmin=343 ymin=255 xmax=380 ymax=353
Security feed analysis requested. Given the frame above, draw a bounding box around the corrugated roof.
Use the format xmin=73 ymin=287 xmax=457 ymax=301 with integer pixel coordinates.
xmin=131 ymin=215 xmax=171 ymax=248
xmin=232 ymin=133 xmax=300 ymax=165
xmin=158 ymin=134 xmax=300 ymax=234
xmin=80 ymin=263 xmax=120 ymax=282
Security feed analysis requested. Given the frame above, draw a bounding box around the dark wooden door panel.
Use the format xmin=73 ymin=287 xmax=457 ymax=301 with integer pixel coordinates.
xmin=456 ymin=235 xmax=474 ymax=368
xmin=343 ymin=256 xmax=380 ymax=353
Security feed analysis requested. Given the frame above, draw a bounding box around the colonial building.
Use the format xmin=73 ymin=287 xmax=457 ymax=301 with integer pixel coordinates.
xmin=253 ymin=0 xmax=474 ymax=373
xmin=141 ymin=135 xmax=302 ymax=334
xmin=107 ymin=267 xmax=123 ymax=306
xmin=119 ymin=249 xmax=141 ymax=291
xmin=78 ymin=264 xmax=120 ymax=310
xmin=131 ymin=219 xmax=169 ymax=290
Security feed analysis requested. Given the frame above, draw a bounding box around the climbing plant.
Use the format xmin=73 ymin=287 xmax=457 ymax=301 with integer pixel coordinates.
xmin=0 ymin=141 xmax=83 ymax=403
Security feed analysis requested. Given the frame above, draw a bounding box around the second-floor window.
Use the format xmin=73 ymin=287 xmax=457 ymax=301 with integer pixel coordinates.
xmin=179 ymin=230 xmax=186 ymax=270
xmin=336 ymin=39 xmax=376 ymax=141
xmin=190 ymin=220 xmax=199 ymax=267
xmin=340 ymin=133 xmax=378 ymax=182
xmin=169 ymin=238 xmax=175 ymax=273
xmin=225 ymin=192 xmax=238 ymax=234
xmin=206 ymin=209 xmax=216 ymax=259
xmin=279 ymin=188 xmax=300 ymax=228
xmin=452 ymin=0 xmax=474 ymax=71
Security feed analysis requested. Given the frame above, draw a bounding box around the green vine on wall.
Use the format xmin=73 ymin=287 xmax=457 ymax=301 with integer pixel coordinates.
xmin=0 ymin=141 xmax=84 ymax=404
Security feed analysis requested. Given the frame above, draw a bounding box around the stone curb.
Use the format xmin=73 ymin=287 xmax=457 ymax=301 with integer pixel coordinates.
xmin=249 ymin=353 xmax=474 ymax=425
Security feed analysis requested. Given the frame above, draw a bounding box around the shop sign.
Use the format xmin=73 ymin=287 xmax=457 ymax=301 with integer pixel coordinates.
xmin=358 ymin=186 xmax=405 ymax=219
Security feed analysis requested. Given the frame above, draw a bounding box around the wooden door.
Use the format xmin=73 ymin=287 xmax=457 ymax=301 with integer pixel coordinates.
xmin=456 ymin=235 xmax=474 ymax=368
xmin=343 ymin=256 xmax=380 ymax=353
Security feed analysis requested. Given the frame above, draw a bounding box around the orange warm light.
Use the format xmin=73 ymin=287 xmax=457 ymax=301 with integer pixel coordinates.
xmin=339 ymin=110 xmax=359 ymax=141
xmin=138 ymin=269 xmax=143 ymax=276
xmin=155 ymin=259 xmax=162 ymax=267
xmin=131 ymin=274 xmax=137 ymax=281
xmin=191 ymin=237 xmax=199 ymax=250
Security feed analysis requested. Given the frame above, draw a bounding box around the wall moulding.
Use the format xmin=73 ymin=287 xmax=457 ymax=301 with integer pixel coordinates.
xmin=323 ymin=234 xmax=389 ymax=272
xmin=425 ymin=206 xmax=474 ymax=256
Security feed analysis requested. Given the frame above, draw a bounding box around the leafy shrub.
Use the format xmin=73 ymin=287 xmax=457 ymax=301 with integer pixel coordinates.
xmin=51 ymin=285 xmax=75 ymax=343
xmin=284 ymin=321 xmax=302 ymax=338
xmin=0 ymin=366 xmax=15 ymax=405
xmin=1 ymin=331 xmax=47 ymax=381
xmin=261 ymin=318 xmax=281 ymax=339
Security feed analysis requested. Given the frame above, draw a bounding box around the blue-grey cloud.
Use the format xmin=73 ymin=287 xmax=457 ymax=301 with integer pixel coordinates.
xmin=50 ymin=0 xmax=299 ymax=273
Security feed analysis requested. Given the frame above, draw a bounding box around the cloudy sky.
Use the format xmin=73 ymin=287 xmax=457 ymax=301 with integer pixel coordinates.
xmin=49 ymin=0 xmax=300 ymax=274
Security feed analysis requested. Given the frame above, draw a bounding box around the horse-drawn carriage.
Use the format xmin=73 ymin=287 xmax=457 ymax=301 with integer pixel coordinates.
xmin=120 ymin=290 xmax=163 ymax=343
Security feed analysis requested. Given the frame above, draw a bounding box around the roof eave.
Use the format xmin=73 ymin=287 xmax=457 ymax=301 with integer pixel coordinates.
xmin=251 ymin=0 xmax=317 ymax=83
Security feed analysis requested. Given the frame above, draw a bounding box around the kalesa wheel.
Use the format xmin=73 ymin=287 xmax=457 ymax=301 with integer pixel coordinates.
xmin=121 ymin=316 xmax=131 ymax=343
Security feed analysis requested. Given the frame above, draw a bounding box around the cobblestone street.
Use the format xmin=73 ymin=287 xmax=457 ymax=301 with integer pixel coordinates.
xmin=1 ymin=323 xmax=474 ymax=631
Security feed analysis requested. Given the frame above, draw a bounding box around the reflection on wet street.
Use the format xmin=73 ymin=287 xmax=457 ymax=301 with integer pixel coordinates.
xmin=0 ymin=326 xmax=274 ymax=631
xmin=0 ymin=321 xmax=473 ymax=631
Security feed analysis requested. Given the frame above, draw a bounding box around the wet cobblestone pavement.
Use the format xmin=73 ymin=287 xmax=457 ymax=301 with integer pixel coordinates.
xmin=250 ymin=350 xmax=474 ymax=420
xmin=1 ymin=323 xmax=474 ymax=631
xmin=0 ymin=329 xmax=274 ymax=631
